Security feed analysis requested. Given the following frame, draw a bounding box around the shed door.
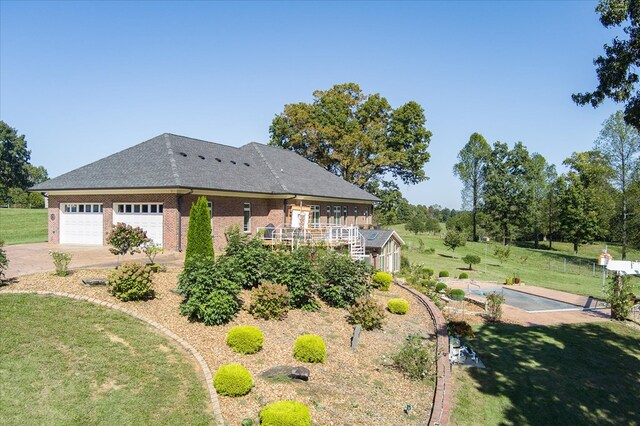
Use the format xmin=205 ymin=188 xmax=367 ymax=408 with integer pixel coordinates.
xmin=113 ymin=203 xmax=164 ymax=246
xmin=59 ymin=203 xmax=104 ymax=245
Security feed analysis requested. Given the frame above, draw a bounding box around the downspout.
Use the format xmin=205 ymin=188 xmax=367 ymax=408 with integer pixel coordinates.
xmin=177 ymin=189 xmax=194 ymax=252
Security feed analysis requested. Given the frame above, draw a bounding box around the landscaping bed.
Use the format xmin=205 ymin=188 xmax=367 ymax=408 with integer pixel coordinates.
xmin=3 ymin=269 xmax=437 ymax=425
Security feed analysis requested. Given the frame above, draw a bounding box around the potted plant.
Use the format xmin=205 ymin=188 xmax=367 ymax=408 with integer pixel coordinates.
xmin=513 ymin=274 xmax=520 ymax=285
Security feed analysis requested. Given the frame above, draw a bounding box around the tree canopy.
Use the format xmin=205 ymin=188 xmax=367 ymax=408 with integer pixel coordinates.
xmin=269 ymin=83 xmax=431 ymax=189
xmin=0 ymin=121 xmax=32 ymax=202
xmin=573 ymin=0 xmax=640 ymax=130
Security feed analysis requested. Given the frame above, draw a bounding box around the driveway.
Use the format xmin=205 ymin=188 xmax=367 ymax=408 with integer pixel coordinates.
xmin=3 ymin=243 xmax=185 ymax=279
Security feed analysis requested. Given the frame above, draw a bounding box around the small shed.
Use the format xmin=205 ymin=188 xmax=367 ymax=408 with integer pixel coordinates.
xmin=359 ymin=229 xmax=405 ymax=273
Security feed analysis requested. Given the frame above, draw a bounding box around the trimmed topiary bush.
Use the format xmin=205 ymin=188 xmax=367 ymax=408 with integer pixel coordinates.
xmin=458 ymin=272 xmax=469 ymax=279
xmin=438 ymin=270 xmax=449 ymax=278
xmin=260 ymin=400 xmax=311 ymax=426
xmin=347 ymin=296 xmax=386 ymax=330
xmin=387 ymin=298 xmax=409 ymax=315
xmin=249 ymin=282 xmax=291 ymax=320
xmin=449 ymin=288 xmax=465 ymax=301
xmin=372 ymin=271 xmax=392 ymax=291
xmin=293 ymin=334 xmax=326 ymax=363
xmin=226 ymin=326 xmax=264 ymax=354
xmin=213 ymin=363 xmax=253 ymax=397
xmin=108 ymin=262 xmax=155 ymax=301
xmin=435 ymin=282 xmax=448 ymax=293
xmin=185 ymin=196 xmax=214 ymax=266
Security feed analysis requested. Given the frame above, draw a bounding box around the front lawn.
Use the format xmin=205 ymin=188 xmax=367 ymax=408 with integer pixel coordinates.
xmin=0 ymin=208 xmax=47 ymax=244
xmin=451 ymin=321 xmax=640 ymax=425
xmin=0 ymin=294 xmax=215 ymax=425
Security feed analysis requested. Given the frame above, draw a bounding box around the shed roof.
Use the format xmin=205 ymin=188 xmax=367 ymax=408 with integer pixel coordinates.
xmin=359 ymin=229 xmax=405 ymax=249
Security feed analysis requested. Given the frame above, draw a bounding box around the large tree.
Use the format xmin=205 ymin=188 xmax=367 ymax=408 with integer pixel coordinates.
xmin=0 ymin=121 xmax=32 ymax=203
xmin=595 ymin=110 xmax=640 ymax=258
xmin=8 ymin=164 xmax=48 ymax=208
xmin=573 ymin=0 xmax=640 ymax=130
xmin=453 ymin=132 xmax=491 ymax=242
xmin=269 ymin=83 xmax=431 ymax=189
xmin=558 ymin=173 xmax=602 ymax=254
xmin=527 ymin=153 xmax=550 ymax=249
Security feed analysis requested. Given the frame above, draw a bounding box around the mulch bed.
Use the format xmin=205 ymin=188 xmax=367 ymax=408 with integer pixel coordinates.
xmin=2 ymin=269 xmax=436 ymax=425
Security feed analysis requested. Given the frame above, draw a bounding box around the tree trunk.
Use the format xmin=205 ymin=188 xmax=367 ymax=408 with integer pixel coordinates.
xmin=534 ymin=227 xmax=539 ymax=249
xmin=573 ymin=242 xmax=578 ymax=255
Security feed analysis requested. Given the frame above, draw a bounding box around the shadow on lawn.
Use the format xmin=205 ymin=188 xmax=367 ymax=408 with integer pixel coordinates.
xmin=467 ymin=322 xmax=640 ymax=426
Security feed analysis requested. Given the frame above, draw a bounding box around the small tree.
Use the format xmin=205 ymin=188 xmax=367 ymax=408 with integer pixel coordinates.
xmin=185 ymin=196 xmax=214 ymax=265
xmin=493 ymin=244 xmax=511 ymax=264
xmin=461 ymin=254 xmax=481 ymax=270
xmin=443 ymin=230 xmax=466 ymax=251
xmin=106 ymin=223 xmax=149 ymax=265
xmin=606 ymin=273 xmax=634 ymax=321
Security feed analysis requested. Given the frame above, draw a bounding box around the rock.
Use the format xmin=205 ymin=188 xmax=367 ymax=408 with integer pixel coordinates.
xmin=290 ymin=366 xmax=310 ymax=381
xmin=261 ymin=365 xmax=310 ymax=382
xmin=82 ymin=278 xmax=107 ymax=286
xmin=351 ymin=324 xmax=362 ymax=350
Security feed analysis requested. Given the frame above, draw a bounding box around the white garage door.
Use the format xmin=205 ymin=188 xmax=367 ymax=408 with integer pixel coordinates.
xmin=60 ymin=203 xmax=104 ymax=245
xmin=113 ymin=203 xmax=164 ymax=246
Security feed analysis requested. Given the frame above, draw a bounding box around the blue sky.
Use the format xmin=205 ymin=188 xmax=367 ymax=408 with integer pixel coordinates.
xmin=0 ymin=1 xmax=622 ymax=209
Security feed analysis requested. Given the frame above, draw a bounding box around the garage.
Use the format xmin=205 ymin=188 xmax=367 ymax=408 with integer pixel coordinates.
xmin=113 ymin=203 xmax=164 ymax=246
xmin=59 ymin=203 xmax=104 ymax=245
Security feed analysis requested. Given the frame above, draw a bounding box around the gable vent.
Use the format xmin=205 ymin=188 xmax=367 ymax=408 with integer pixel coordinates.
xmin=215 ymin=158 xmax=222 ymax=162
xmin=244 ymin=162 xmax=250 ymax=167
xmin=178 ymin=152 xmax=187 ymax=157
xmin=198 ymin=155 xmax=205 ymax=160
xmin=230 ymin=160 xmax=237 ymax=165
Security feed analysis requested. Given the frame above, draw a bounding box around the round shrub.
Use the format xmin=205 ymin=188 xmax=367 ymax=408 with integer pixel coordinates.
xmin=423 ymin=267 xmax=435 ymax=277
xmin=438 ymin=270 xmax=449 ymax=278
xmin=249 ymin=282 xmax=291 ymax=320
xmin=387 ymin=298 xmax=409 ymax=315
xmin=372 ymin=271 xmax=392 ymax=291
xmin=458 ymin=272 xmax=469 ymax=279
xmin=347 ymin=296 xmax=386 ymax=330
xmin=293 ymin=334 xmax=326 ymax=363
xmin=108 ymin=262 xmax=155 ymax=301
xmin=226 ymin=326 xmax=264 ymax=354
xmin=435 ymin=282 xmax=448 ymax=293
xmin=179 ymin=289 xmax=239 ymax=325
xmin=213 ymin=363 xmax=253 ymax=397
xmin=449 ymin=288 xmax=465 ymax=301
xmin=260 ymin=400 xmax=311 ymax=426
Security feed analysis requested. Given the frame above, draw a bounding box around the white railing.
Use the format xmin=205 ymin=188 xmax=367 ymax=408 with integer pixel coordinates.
xmin=257 ymin=224 xmax=367 ymax=261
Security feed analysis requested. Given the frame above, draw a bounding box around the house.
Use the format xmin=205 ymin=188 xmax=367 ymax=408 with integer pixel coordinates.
xmin=359 ymin=229 xmax=405 ymax=273
xmin=31 ymin=133 xmax=381 ymax=256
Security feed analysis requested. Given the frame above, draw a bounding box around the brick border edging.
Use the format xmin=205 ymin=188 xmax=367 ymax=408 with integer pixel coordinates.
xmin=0 ymin=290 xmax=225 ymax=426
xmin=395 ymin=280 xmax=452 ymax=426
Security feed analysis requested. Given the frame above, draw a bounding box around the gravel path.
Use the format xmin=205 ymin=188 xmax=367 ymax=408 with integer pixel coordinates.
xmin=2 ymin=269 xmax=436 ymax=425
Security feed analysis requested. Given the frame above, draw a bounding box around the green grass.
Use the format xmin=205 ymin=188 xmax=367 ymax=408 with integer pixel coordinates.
xmin=0 ymin=208 xmax=48 ymax=244
xmin=0 ymin=294 xmax=215 ymax=425
xmin=451 ymin=321 xmax=640 ymax=425
xmin=393 ymin=225 xmax=640 ymax=297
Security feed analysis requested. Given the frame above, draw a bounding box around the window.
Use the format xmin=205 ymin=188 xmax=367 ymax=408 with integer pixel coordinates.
xmin=243 ymin=203 xmax=251 ymax=233
xmin=310 ymin=205 xmax=320 ymax=226
xmin=64 ymin=203 xmax=102 ymax=214
xmin=207 ymin=201 xmax=213 ymax=218
xmin=394 ymin=241 xmax=400 ymax=272
xmin=364 ymin=207 xmax=369 ymax=224
xmin=326 ymin=206 xmax=331 ymax=223
xmin=354 ymin=207 xmax=358 ymax=225
xmin=343 ymin=206 xmax=348 ymax=223
xmin=333 ymin=206 xmax=341 ymax=225
xmin=115 ymin=203 xmax=163 ymax=214
xmin=380 ymin=250 xmax=385 ymax=271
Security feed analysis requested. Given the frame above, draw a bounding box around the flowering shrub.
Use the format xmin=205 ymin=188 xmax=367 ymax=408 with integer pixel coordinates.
xmin=249 ymin=282 xmax=291 ymax=320
xmin=447 ymin=320 xmax=475 ymax=338
xmin=107 ymin=223 xmax=149 ymax=257
xmin=485 ymin=291 xmax=505 ymax=321
xmin=50 ymin=250 xmax=72 ymax=276
xmin=108 ymin=262 xmax=155 ymax=301
xmin=347 ymin=296 xmax=386 ymax=330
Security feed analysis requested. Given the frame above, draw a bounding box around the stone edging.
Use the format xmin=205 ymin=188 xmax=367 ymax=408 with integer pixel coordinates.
xmin=0 ymin=290 xmax=225 ymax=425
xmin=395 ymin=280 xmax=452 ymax=426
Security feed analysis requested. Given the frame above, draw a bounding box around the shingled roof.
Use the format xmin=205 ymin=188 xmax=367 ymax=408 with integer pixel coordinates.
xmin=31 ymin=133 xmax=380 ymax=202
xmin=358 ymin=229 xmax=405 ymax=249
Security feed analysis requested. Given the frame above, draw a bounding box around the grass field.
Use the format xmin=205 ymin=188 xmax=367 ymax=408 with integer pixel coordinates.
xmin=0 ymin=294 xmax=215 ymax=425
xmin=0 ymin=208 xmax=47 ymax=244
xmin=451 ymin=321 xmax=640 ymax=425
xmin=393 ymin=225 xmax=640 ymax=297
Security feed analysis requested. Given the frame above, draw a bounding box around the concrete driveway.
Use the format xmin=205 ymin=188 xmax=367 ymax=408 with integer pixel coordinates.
xmin=3 ymin=243 xmax=185 ymax=279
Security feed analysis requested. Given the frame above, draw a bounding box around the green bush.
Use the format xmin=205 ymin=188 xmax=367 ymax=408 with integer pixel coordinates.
xmin=423 ymin=267 xmax=435 ymax=277
xmin=108 ymin=262 xmax=155 ymax=301
xmin=449 ymin=288 xmax=465 ymax=301
xmin=0 ymin=240 xmax=7 ymax=281
xmin=260 ymin=400 xmax=311 ymax=426
xmin=458 ymin=272 xmax=469 ymax=279
xmin=262 ymin=248 xmax=321 ymax=310
xmin=317 ymin=251 xmax=370 ymax=308
xmin=249 ymin=282 xmax=291 ymax=320
xmin=347 ymin=297 xmax=386 ymax=330
xmin=392 ymin=334 xmax=435 ymax=381
xmin=223 ymin=227 xmax=268 ymax=289
xmin=400 ymin=254 xmax=410 ymax=271
xmin=387 ymin=298 xmax=409 ymax=315
xmin=438 ymin=270 xmax=449 ymax=278
xmin=371 ymin=271 xmax=392 ymax=291
xmin=49 ymin=250 xmax=72 ymax=276
xmin=107 ymin=223 xmax=150 ymax=257
xmin=177 ymin=255 xmax=242 ymax=325
xmin=435 ymin=282 xmax=448 ymax=293
xmin=213 ymin=364 xmax=253 ymax=397
xmin=226 ymin=326 xmax=264 ymax=354
xmin=185 ymin=196 xmax=214 ymax=265
xmin=293 ymin=334 xmax=326 ymax=363
xmin=606 ymin=274 xmax=634 ymax=320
